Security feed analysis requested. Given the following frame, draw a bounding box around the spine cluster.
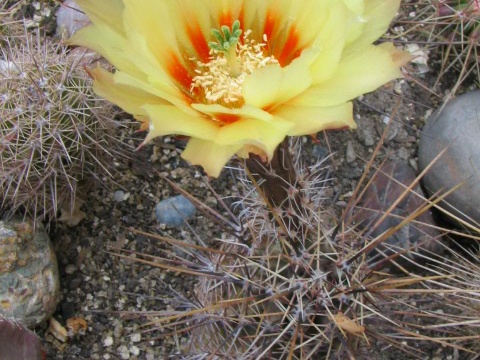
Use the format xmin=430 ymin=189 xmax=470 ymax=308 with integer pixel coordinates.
xmin=0 ymin=28 xmax=117 ymax=220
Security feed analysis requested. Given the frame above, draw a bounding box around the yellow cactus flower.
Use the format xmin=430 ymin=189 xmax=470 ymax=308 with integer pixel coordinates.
xmin=69 ymin=0 xmax=410 ymax=177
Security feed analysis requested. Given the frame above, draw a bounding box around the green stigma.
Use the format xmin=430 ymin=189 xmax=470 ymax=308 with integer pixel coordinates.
xmin=208 ymin=20 xmax=242 ymax=77
xmin=208 ymin=20 xmax=242 ymax=52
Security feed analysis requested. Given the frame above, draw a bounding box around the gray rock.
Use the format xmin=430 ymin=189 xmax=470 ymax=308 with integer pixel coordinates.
xmin=0 ymin=220 xmax=60 ymax=327
xmin=418 ymin=91 xmax=480 ymax=226
xmin=155 ymin=195 xmax=196 ymax=227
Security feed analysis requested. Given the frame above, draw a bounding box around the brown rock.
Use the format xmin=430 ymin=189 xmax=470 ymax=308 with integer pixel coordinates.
xmin=354 ymin=161 xmax=443 ymax=269
xmin=0 ymin=318 xmax=44 ymax=360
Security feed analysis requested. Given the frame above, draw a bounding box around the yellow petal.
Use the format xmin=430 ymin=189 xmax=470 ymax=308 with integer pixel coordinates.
xmin=73 ymin=0 xmax=124 ymax=34
xmin=114 ymin=71 xmax=195 ymax=116
xmin=309 ymin=2 xmax=350 ymax=84
xmin=121 ymin=1 xmax=186 ymax=77
xmin=181 ymin=138 xmax=242 ymax=177
xmin=241 ymin=1 xmax=341 ymax=63
xmin=290 ymin=43 xmax=406 ymax=108
xmin=109 ymin=4 xmax=191 ymax=106
xmin=345 ymin=0 xmax=402 ymax=52
xmin=88 ymin=66 xmax=167 ymax=117
xmin=236 ymin=145 xmax=268 ymax=160
xmin=191 ymin=103 xmax=275 ymax=124
xmin=342 ymin=0 xmax=364 ymax=14
xmin=122 ymin=0 xmax=180 ymax=54
xmin=381 ymin=42 xmax=414 ymax=68
xmin=193 ymin=104 xmax=292 ymax=160
xmin=173 ymin=0 xmax=243 ymax=59
xmin=142 ymin=105 xmax=219 ymax=143
xmin=191 ymin=104 xmax=293 ymax=159
xmin=290 ymin=1 xmax=342 ymax=47
xmin=242 ymin=54 xmax=313 ymax=109
xmin=242 ymin=2 xmax=353 ymax=102
xmin=68 ymin=25 xmax=136 ymax=74
xmin=238 ymin=1 xmax=295 ymax=49
xmin=216 ymin=117 xmax=292 ymax=160
xmin=71 ymin=2 xmax=197 ymax=113
xmin=242 ymin=64 xmax=283 ymax=109
xmin=70 ymin=25 xmax=177 ymax=107
xmin=273 ymin=102 xmax=356 ymax=136
xmin=122 ymin=31 xmax=173 ymax=85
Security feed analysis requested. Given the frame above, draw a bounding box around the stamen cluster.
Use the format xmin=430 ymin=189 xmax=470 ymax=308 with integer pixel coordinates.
xmin=190 ymin=30 xmax=278 ymax=107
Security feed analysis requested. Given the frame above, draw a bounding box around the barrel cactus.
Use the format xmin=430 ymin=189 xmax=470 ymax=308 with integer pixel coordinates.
xmin=0 ymin=29 xmax=118 ymax=221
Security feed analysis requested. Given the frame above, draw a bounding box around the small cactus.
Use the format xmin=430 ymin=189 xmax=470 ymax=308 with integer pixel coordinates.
xmin=0 ymin=27 xmax=119 ymax=221
xmin=175 ymin=152 xmax=390 ymax=358
xmin=134 ymin=140 xmax=480 ymax=359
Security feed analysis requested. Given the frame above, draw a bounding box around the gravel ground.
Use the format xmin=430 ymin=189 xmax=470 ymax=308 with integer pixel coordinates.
xmin=45 ymin=132 xmax=242 ymax=359
xmin=2 ymin=1 xmax=478 ymax=359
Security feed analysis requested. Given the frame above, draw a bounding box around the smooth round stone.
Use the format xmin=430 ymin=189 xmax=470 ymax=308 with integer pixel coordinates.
xmin=418 ymin=91 xmax=480 ymax=225
xmin=113 ymin=190 xmax=125 ymax=203
xmin=154 ymin=195 xmax=196 ymax=227
xmin=0 ymin=220 xmax=60 ymax=327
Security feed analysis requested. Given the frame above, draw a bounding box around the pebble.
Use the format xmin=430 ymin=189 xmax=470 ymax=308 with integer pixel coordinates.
xmin=356 ymin=117 xmax=376 ymax=147
xmin=361 ymin=129 xmax=375 ymax=147
xmin=131 ymin=333 xmax=141 ymax=342
xmin=114 ymin=190 xmax=126 ymax=203
xmin=397 ymin=147 xmax=410 ymax=161
xmin=154 ymin=195 xmax=196 ymax=227
xmin=354 ymin=161 xmax=443 ymax=269
xmin=113 ymin=320 xmax=124 ymax=339
xmin=0 ymin=220 xmax=60 ymax=327
xmin=65 ymin=264 xmax=77 ymax=275
xmin=118 ymin=345 xmax=130 ymax=359
xmin=418 ymin=91 xmax=480 ymax=225
xmin=103 ymin=336 xmax=113 ymax=347
xmin=130 ymin=345 xmax=140 ymax=356
xmin=346 ymin=141 xmax=356 ymax=163
xmin=56 ymin=0 xmax=90 ymax=38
